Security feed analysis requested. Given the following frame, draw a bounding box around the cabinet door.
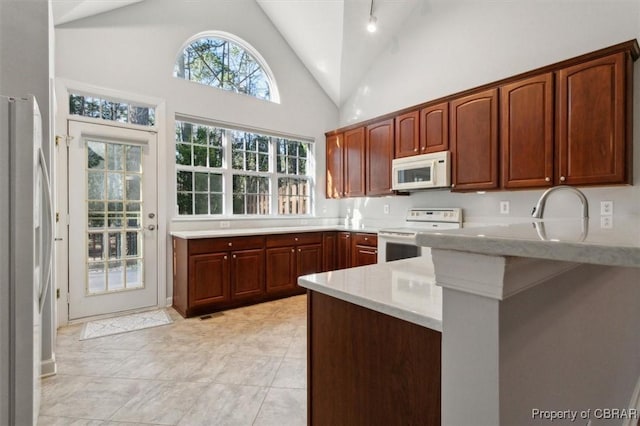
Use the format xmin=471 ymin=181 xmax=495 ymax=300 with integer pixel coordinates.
xmin=557 ymin=52 xmax=627 ymax=185
xmin=450 ymin=88 xmax=499 ymax=191
xmin=366 ymin=119 xmax=394 ymax=196
xmin=420 ymin=102 xmax=449 ymax=154
xmin=501 ymin=73 xmax=554 ymax=188
xmin=189 ymin=252 xmax=230 ymax=307
xmin=265 ymin=246 xmax=296 ymax=293
xmin=395 ymin=110 xmax=420 ymax=158
xmin=322 ymin=232 xmax=337 ymax=272
xmin=352 ymin=245 xmax=378 ymax=267
xmin=344 ymin=127 xmax=366 ymax=197
xmin=297 ymin=243 xmax=323 ymax=279
xmin=230 ymin=248 xmax=265 ymax=299
xmin=337 ymin=232 xmax=352 ymax=270
xmin=326 ymin=133 xmax=344 ymax=198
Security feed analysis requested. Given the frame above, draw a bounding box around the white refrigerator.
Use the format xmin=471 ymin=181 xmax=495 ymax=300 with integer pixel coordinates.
xmin=0 ymin=95 xmax=53 ymax=425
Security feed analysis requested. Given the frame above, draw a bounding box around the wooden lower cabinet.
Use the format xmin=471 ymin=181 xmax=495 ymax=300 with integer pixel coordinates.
xmin=265 ymin=246 xmax=296 ymax=293
xmin=230 ymin=248 xmax=265 ymax=299
xmin=308 ymin=291 xmax=441 ymax=425
xmin=337 ymin=232 xmax=352 ymax=270
xmin=173 ymin=230 xmax=377 ymax=318
xmin=189 ymin=252 xmax=230 ymax=307
xmin=322 ymin=232 xmax=337 ymax=272
xmin=351 ymin=232 xmax=378 ymax=267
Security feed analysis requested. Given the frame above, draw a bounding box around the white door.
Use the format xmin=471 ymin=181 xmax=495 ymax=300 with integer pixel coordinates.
xmin=68 ymin=121 xmax=158 ymax=320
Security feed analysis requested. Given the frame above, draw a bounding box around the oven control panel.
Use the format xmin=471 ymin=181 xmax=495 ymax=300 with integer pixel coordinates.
xmin=406 ymin=208 xmax=462 ymax=224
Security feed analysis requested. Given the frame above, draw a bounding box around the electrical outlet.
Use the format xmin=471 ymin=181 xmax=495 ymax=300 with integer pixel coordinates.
xmin=383 ymin=204 xmax=390 ymax=214
xmin=220 ymin=221 xmax=230 ymax=228
xmin=500 ymin=201 xmax=510 ymax=215
xmin=600 ymin=215 xmax=613 ymax=229
xmin=600 ymin=201 xmax=613 ymax=216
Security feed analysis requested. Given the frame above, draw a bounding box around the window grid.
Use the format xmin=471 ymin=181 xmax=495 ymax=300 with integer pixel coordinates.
xmin=69 ymin=93 xmax=155 ymax=127
xmin=175 ymin=120 xmax=312 ymax=216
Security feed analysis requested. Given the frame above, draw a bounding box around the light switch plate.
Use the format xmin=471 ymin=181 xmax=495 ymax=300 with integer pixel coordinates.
xmin=600 ymin=216 xmax=613 ymax=229
xmin=383 ymin=204 xmax=390 ymax=214
xmin=220 ymin=221 xmax=230 ymax=228
xmin=500 ymin=201 xmax=510 ymax=215
xmin=600 ymin=201 xmax=613 ymax=215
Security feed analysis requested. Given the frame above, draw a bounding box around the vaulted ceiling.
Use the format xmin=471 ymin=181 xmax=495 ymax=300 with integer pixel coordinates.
xmin=51 ymin=0 xmax=419 ymax=107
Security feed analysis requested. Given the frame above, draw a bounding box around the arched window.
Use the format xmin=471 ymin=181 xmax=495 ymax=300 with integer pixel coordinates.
xmin=174 ymin=32 xmax=279 ymax=103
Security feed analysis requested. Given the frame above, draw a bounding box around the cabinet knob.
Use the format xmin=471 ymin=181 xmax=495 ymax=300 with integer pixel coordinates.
xmin=545 ymin=177 xmax=550 ymax=182
xmin=346 ymin=235 xmax=350 ymax=238
xmin=560 ymin=176 xmax=566 ymax=182
xmin=291 ymin=249 xmax=295 ymax=252
xmin=414 ymin=148 xmax=418 ymax=152
xmin=298 ymin=249 xmax=301 ymax=253
xmin=421 ymin=147 xmax=426 ymax=151
xmin=451 ymin=183 xmax=455 ymax=188
xmin=228 ymin=242 xmax=232 ymax=247
xmin=364 ymin=237 xmax=368 ymax=241
xmin=295 ymin=237 xmax=298 ymax=241
xmin=233 ymin=254 xmax=236 ymax=258
xmin=224 ymin=255 xmax=228 ymax=260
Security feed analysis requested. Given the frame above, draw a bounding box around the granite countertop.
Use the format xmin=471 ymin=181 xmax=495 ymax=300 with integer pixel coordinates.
xmin=298 ymin=257 xmax=443 ymax=331
xmin=415 ymin=217 xmax=640 ymax=268
xmin=170 ymin=225 xmax=381 ymax=239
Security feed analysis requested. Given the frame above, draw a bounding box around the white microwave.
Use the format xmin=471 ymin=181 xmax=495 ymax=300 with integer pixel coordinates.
xmin=392 ymin=151 xmax=451 ymax=191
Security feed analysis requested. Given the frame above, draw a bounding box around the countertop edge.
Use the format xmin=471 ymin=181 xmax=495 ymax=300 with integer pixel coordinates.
xmin=170 ymin=225 xmax=380 ymax=239
xmin=298 ymin=267 xmax=443 ymax=332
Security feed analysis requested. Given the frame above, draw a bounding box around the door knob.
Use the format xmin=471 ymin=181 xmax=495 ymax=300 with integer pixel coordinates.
xmin=147 ymin=224 xmax=156 ymax=231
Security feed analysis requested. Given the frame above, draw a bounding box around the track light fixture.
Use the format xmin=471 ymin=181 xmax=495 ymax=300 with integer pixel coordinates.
xmin=367 ymin=0 xmax=377 ymax=33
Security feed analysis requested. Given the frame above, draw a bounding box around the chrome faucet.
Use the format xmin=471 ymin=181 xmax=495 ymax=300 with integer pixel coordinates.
xmin=531 ymin=186 xmax=589 ymax=219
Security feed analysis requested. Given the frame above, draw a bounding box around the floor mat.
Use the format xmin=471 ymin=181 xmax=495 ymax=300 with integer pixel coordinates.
xmin=80 ymin=309 xmax=173 ymax=340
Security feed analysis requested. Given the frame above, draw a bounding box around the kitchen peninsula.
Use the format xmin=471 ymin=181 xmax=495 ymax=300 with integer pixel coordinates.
xmin=299 ymin=217 xmax=640 ymax=425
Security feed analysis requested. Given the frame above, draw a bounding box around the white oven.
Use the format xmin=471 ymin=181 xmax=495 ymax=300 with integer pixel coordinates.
xmin=377 ymin=208 xmax=462 ymax=263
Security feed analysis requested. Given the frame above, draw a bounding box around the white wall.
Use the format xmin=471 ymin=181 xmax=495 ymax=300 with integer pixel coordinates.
xmin=338 ymin=0 xmax=640 ymax=224
xmin=54 ymin=0 xmax=339 ymax=306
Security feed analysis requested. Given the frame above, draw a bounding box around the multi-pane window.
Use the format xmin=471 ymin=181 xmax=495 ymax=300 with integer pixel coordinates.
xmin=174 ymin=35 xmax=275 ymax=102
xmin=175 ymin=119 xmax=312 ymax=216
xmin=276 ymin=140 xmax=310 ymax=214
xmin=69 ymin=93 xmax=155 ymax=127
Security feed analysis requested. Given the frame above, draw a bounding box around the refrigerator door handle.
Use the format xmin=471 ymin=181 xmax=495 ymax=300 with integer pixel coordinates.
xmin=38 ymin=148 xmax=53 ymax=313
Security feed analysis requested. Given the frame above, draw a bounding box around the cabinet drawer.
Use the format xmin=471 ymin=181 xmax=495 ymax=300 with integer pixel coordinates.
xmin=189 ymin=235 xmax=265 ymax=255
xmin=351 ymin=233 xmax=377 ymax=247
xmin=266 ymin=232 xmax=323 ymax=248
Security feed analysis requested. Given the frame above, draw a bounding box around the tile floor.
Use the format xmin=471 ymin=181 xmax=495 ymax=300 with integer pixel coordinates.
xmin=38 ymin=295 xmax=308 ymax=426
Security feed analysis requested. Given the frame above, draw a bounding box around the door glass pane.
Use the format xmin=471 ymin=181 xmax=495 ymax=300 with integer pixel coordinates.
xmin=86 ymin=140 xmax=145 ymax=295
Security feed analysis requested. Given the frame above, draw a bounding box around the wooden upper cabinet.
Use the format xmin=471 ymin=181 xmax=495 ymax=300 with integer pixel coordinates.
xmin=500 ymin=73 xmax=554 ymax=189
xmin=394 ymin=110 xmax=420 ymax=158
xmin=421 ymin=102 xmax=449 ymax=154
xmin=557 ymin=52 xmax=628 ymax=185
xmin=344 ymin=127 xmax=366 ymax=197
xmin=365 ymin=119 xmax=394 ymax=196
xmin=450 ymin=88 xmax=499 ymax=191
xmin=326 ymin=133 xmax=344 ymax=199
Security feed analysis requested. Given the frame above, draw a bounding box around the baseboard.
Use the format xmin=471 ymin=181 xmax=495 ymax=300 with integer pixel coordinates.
xmin=624 ymin=375 xmax=640 ymax=426
xmin=165 ymin=297 xmax=173 ymax=307
xmin=41 ymin=357 xmax=57 ymax=378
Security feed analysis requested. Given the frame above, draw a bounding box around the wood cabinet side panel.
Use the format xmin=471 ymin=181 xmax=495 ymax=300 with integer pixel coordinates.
xmin=308 ymin=291 xmax=441 ymax=425
xmin=326 ymin=133 xmax=344 ymax=198
xmin=172 ymin=237 xmax=189 ymax=316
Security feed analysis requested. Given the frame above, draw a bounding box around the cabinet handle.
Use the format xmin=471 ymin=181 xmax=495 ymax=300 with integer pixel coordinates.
xmin=361 ymin=250 xmax=377 ymax=255
xmin=560 ymin=176 xmax=566 ymax=182
xmin=545 ymin=177 xmax=550 ymax=182
xmin=228 ymin=242 xmax=232 ymax=247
